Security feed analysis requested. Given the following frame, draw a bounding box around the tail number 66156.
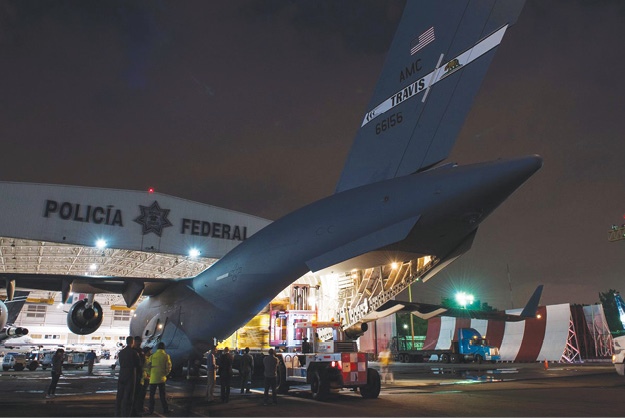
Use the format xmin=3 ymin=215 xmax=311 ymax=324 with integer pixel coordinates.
xmin=375 ymin=112 xmax=403 ymax=135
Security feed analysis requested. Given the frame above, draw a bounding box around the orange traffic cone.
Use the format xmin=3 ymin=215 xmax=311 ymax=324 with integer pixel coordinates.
xmin=544 ymin=359 xmax=548 ymax=369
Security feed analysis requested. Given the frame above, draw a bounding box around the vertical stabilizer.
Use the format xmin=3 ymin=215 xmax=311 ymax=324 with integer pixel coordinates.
xmin=336 ymin=0 xmax=525 ymax=193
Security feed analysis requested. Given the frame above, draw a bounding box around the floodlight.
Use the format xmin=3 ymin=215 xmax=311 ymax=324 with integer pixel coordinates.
xmin=455 ymin=291 xmax=474 ymax=308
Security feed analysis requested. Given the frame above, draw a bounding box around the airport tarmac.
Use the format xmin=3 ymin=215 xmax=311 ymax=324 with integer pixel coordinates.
xmin=0 ymin=361 xmax=622 ymax=416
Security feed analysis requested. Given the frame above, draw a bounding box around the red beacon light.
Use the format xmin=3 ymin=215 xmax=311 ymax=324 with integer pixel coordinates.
xmin=148 ymin=187 xmax=155 ymax=194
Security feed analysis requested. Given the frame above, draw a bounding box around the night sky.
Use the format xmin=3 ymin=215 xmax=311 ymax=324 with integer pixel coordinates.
xmin=1 ymin=1 xmax=623 ymax=308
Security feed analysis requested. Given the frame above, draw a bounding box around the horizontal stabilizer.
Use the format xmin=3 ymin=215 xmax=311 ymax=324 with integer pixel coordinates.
xmin=305 ymin=215 xmax=420 ymax=273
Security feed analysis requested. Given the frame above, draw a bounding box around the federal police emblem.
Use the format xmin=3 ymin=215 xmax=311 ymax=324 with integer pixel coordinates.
xmin=134 ymin=201 xmax=173 ymax=236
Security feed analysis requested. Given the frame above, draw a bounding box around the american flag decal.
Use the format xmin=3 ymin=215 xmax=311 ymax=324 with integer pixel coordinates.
xmin=410 ymin=26 xmax=435 ymax=55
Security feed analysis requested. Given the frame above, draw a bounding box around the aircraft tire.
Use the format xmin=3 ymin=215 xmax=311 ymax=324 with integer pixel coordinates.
xmin=360 ymin=368 xmax=381 ymax=399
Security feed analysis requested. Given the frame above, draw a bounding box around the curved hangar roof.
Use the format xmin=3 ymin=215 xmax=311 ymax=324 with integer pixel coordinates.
xmin=0 ymin=181 xmax=271 ymax=279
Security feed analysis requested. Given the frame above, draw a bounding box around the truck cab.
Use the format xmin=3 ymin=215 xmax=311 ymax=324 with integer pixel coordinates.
xmin=454 ymin=328 xmax=500 ymax=364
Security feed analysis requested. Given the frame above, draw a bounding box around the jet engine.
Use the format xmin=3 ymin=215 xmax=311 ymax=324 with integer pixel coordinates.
xmin=67 ymin=299 xmax=104 ymax=335
xmin=344 ymin=322 xmax=369 ymax=340
xmin=0 ymin=326 xmax=28 ymax=338
xmin=0 ymin=300 xmax=7 ymax=330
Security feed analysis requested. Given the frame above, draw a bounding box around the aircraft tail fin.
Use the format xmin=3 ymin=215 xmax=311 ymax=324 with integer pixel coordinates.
xmin=614 ymin=292 xmax=625 ymax=328
xmin=336 ymin=0 xmax=525 ymax=193
xmin=520 ymin=285 xmax=543 ymax=318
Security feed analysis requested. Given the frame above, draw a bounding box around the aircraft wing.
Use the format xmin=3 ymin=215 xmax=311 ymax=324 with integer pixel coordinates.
xmin=336 ymin=0 xmax=526 ymax=193
xmin=364 ymin=285 xmax=543 ymax=322
xmin=0 ymin=273 xmax=184 ymax=307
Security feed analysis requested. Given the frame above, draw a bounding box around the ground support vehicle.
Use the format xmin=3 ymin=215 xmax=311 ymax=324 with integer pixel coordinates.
xmin=24 ymin=351 xmax=45 ymax=371
xmin=393 ymin=328 xmax=500 ymax=364
xmin=612 ymin=335 xmax=625 ymax=376
xmin=63 ymin=351 xmax=86 ymax=369
xmin=2 ymin=353 xmax=27 ymax=371
xmin=276 ymin=321 xmax=380 ymax=401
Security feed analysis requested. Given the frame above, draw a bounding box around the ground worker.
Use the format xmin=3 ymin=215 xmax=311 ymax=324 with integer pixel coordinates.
xmin=86 ymin=350 xmax=96 ymax=375
xmin=379 ymin=350 xmax=394 ymax=384
xmin=131 ymin=336 xmax=146 ymax=416
xmin=302 ymin=337 xmax=312 ymax=353
xmin=218 ymin=347 xmax=233 ymax=403
xmin=240 ymin=347 xmax=254 ymax=394
xmin=115 ymin=337 xmax=141 ymax=417
xmin=262 ymin=349 xmax=278 ymax=406
xmin=134 ymin=346 xmax=151 ymax=414
xmin=148 ymin=342 xmax=171 ymax=415
xmin=46 ymin=348 xmax=64 ymax=398
xmin=206 ymin=346 xmax=217 ymax=402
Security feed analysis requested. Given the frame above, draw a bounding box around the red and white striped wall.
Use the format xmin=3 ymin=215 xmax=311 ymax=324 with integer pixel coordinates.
xmin=423 ymin=303 xmax=571 ymax=362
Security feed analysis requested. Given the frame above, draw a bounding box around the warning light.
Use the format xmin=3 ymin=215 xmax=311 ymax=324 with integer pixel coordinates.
xmin=148 ymin=187 xmax=155 ymax=193
xmin=536 ymin=314 xmax=542 ymax=319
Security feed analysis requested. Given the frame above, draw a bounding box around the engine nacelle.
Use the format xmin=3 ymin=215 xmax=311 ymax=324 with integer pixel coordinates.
xmin=3 ymin=326 xmax=28 ymax=337
xmin=67 ymin=299 xmax=104 ymax=335
xmin=0 ymin=300 xmax=7 ymax=330
xmin=344 ymin=322 xmax=369 ymax=340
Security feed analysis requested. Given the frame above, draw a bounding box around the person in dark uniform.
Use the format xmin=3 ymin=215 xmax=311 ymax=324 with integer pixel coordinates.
xmin=131 ymin=336 xmax=146 ymax=416
xmin=240 ymin=347 xmax=254 ymax=394
xmin=301 ymin=337 xmax=312 ymax=353
xmin=115 ymin=336 xmax=141 ymax=417
xmin=263 ymin=349 xmax=278 ymax=405
xmin=86 ymin=350 xmax=96 ymax=375
xmin=46 ymin=348 xmax=64 ymax=398
xmin=218 ymin=347 xmax=233 ymax=403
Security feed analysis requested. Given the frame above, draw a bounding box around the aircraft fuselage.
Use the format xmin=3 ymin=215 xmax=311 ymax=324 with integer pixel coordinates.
xmin=130 ymin=156 xmax=541 ymax=365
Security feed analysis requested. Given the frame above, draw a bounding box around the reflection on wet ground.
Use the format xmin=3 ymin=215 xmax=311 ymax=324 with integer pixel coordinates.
xmin=428 ymin=366 xmax=517 ymax=383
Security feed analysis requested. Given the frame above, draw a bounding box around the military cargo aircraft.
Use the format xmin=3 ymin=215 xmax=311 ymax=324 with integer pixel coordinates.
xmin=0 ymin=0 xmax=539 ymax=369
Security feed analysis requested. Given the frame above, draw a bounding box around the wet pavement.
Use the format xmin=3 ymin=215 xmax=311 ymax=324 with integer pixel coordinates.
xmin=0 ymin=360 xmax=621 ymax=416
